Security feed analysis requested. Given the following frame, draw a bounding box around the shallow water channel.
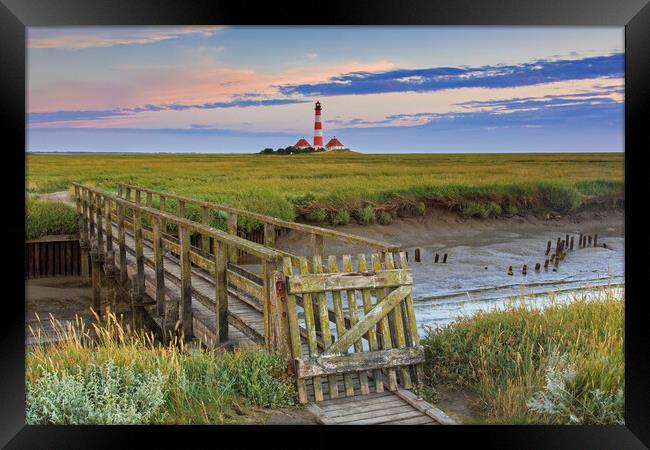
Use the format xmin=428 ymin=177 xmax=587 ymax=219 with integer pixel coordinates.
xmin=406 ymin=224 xmax=624 ymax=334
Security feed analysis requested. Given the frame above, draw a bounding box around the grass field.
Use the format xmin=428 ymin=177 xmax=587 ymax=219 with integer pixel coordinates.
xmin=420 ymin=288 xmax=624 ymax=425
xmin=27 ymin=152 xmax=624 ymax=230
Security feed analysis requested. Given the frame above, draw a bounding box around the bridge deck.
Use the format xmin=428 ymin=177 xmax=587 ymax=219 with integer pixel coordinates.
xmin=110 ymin=223 xmax=453 ymax=425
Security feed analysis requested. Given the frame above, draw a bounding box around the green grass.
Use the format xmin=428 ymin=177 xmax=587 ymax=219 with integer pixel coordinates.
xmin=26 ymin=153 xmax=623 ymax=229
xmin=26 ymin=313 xmax=297 ymax=424
xmin=420 ymin=288 xmax=624 ymax=424
xmin=26 ymin=197 xmax=78 ymax=239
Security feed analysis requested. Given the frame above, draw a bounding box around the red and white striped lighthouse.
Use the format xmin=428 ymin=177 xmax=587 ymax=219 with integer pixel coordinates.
xmin=313 ymin=101 xmax=323 ymax=148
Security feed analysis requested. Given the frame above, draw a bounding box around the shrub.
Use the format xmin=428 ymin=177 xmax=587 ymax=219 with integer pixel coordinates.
xmin=307 ymin=207 xmax=328 ymax=223
xmin=539 ymin=184 xmax=582 ymax=212
xmin=26 ymin=198 xmax=78 ymax=239
xmin=485 ymin=201 xmax=503 ymax=217
xmin=461 ymin=201 xmax=489 ymax=218
xmin=414 ymin=201 xmax=426 ymax=216
xmin=331 ymin=209 xmax=351 ymax=226
xmin=377 ymin=211 xmax=393 ymax=225
xmin=27 ymin=359 xmax=166 ymax=425
xmin=356 ymin=206 xmax=375 ymax=225
xmin=504 ymin=204 xmax=519 ymax=216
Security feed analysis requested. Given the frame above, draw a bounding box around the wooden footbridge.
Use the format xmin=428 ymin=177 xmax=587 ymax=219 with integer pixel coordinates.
xmin=72 ymin=183 xmax=457 ymax=425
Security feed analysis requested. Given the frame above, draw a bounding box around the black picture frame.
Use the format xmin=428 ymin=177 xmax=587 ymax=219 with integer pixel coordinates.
xmin=2 ymin=0 xmax=648 ymax=447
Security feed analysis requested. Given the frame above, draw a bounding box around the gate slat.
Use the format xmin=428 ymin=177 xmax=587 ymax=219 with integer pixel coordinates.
xmin=398 ymin=252 xmax=424 ymax=385
xmin=385 ymin=253 xmax=412 ymax=389
xmin=328 ymin=256 xmax=354 ymax=397
xmin=357 ymin=255 xmax=384 ymax=393
xmin=313 ymin=255 xmax=339 ymax=399
xmin=282 ymin=258 xmax=308 ymax=404
xmin=372 ymin=253 xmax=398 ymax=391
xmin=343 ymin=255 xmax=369 ymax=395
xmin=299 ymin=257 xmax=323 ymax=402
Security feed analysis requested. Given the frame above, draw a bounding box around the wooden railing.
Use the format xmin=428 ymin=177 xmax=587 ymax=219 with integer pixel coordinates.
xmin=74 ymin=183 xmax=285 ymax=346
xmin=115 ymin=183 xmax=399 ymax=265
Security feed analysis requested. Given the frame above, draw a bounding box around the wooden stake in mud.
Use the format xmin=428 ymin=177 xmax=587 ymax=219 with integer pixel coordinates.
xmin=583 ymin=235 xmax=587 ymax=248
xmin=570 ymin=236 xmax=574 ymax=251
xmin=434 ymin=253 xmax=439 ymax=263
xmin=507 ymin=266 xmax=513 ymax=276
xmin=442 ymin=253 xmax=448 ymax=263
xmin=522 ymin=264 xmax=527 ymax=275
xmin=579 ymin=232 xmax=583 ymax=248
xmin=535 ymin=263 xmax=541 ymax=272
xmin=405 ymin=251 xmax=409 ymax=261
xmin=593 ymin=234 xmax=598 ymax=247
xmin=556 ymin=237 xmax=561 ymax=252
xmin=544 ymin=259 xmax=549 ymax=270
xmin=415 ymin=248 xmax=421 ymax=262
xmin=588 ymin=235 xmax=592 ymax=247
xmin=565 ymin=234 xmax=569 ymax=248
xmin=546 ymin=241 xmax=551 ymax=255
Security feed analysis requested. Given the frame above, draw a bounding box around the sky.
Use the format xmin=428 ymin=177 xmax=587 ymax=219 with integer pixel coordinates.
xmin=27 ymin=26 xmax=624 ymax=153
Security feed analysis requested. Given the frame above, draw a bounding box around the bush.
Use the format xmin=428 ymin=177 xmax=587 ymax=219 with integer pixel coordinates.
xmin=331 ymin=209 xmax=350 ymax=226
xmin=485 ymin=201 xmax=502 ymax=217
xmin=26 ymin=198 xmax=78 ymax=239
xmin=540 ymin=184 xmax=582 ymax=212
xmin=356 ymin=206 xmax=375 ymax=225
xmin=414 ymin=201 xmax=426 ymax=216
xmin=307 ymin=207 xmax=328 ymax=223
xmin=504 ymin=204 xmax=519 ymax=216
xmin=27 ymin=359 xmax=166 ymax=424
xmin=461 ymin=201 xmax=489 ymax=218
xmin=377 ymin=211 xmax=393 ymax=225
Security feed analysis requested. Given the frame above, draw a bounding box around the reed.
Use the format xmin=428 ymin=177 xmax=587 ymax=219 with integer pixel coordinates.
xmin=421 ymin=287 xmax=624 ymax=424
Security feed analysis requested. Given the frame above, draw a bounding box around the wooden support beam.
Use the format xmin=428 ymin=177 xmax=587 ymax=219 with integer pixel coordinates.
xmin=270 ymin=270 xmax=291 ymax=362
xmin=287 ymin=268 xmax=412 ymax=294
xmin=214 ymin=241 xmax=228 ymax=344
xmin=117 ymin=203 xmax=127 ymax=285
xmin=264 ymin=223 xmax=276 ymax=248
xmin=179 ymin=225 xmax=193 ymax=340
xmin=227 ymin=213 xmax=238 ymax=263
xmin=90 ymin=243 xmax=102 ymax=312
xmin=152 ymin=217 xmax=165 ymax=317
xmin=201 ymin=205 xmax=210 ymax=255
xmin=311 ymin=233 xmax=324 ymax=260
xmin=282 ymin=257 xmax=308 ymax=403
xmin=133 ymin=208 xmax=145 ymax=296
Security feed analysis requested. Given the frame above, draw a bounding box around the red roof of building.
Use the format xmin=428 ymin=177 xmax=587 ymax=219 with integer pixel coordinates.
xmin=294 ymin=138 xmax=311 ymax=148
xmin=325 ymin=137 xmax=344 ymax=148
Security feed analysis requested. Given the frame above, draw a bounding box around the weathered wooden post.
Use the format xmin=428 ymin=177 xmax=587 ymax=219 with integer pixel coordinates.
xmin=544 ymin=259 xmax=549 ymax=270
xmin=104 ymin=198 xmax=113 ymax=264
xmin=90 ymin=242 xmax=102 ymax=313
xmin=310 ymin=232 xmax=324 ymax=262
xmin=535 ymin=262 xmax=541 ymax=272
xmin=588 ymin=235 xmax=592 ymax=247
xmin=135 ymin=189 xmax=141 ymax=205
xmin=443 ymin=253 xmax=448 ymax=263
xmin=579 ymin=232 xmax=583 ymax=248
xmin=227 ymin=213 xmax=239 ymax=263
xmin=570 ymin=236 xmax=574 ymax=250
xmin=179 ymin=224 xmax=193 ymax=341
xmin=270 ymin=270 xmax=291 ymax=362
xmin=117 ymin=183 xmax=123 ymax=199
xmin=415 ymin=248 xmax=421 ymax=262
xmin=146 ymin=191 xmax=153 ymax=208
xmin=78 ymin=188 xmax=91 ymax=282
xmin=522 ymin=264 xmax=527 ymax=275
xmin=95 ymin=194 xmax=104 ymax=253
xmin=117 ymin=202 xmax=127 ymax=286
xmin=556 ymin=237 xmax=561 ymax=252
xmin=434 ymin=253 xmax=439 ymax=263
xmin=201 ymin=206 xmax=211 ymax=255
xmin=214 ymin=240 xmax=228 ymax=344
xmin=545 ymin=240 xmax=551 ymax=255
xmin=264 ymin=223 xmax=276 ymax=248
xmin=507 ymin=265 xmax=513 ymax=276
xmin=104 ymin=249 xmax=115 ymax=314
xmin=405 ymin=251 xmax=409 ymax=261
xmin=282 ymin=257 xmax=308 ymax=402
xmin=159 ymin=195 xmax=167 ymax=233
xmin=593 ymin=234 xmax=598 ymax=247
xmin=88 ymin=189 xmax=95 ymax=238
xmin=133 ymin=208 xmax=145 ymax=296
xmin=152 ymin=216 xmax=165 ymax=317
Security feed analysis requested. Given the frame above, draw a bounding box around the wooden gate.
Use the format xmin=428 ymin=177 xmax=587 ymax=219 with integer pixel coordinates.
xmin=282 ymin=251 xmax=424 ymax=403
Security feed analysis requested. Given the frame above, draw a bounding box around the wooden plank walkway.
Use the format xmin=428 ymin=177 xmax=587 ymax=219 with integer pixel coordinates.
xmin=109 ymin=224 xmax=457 ymax=425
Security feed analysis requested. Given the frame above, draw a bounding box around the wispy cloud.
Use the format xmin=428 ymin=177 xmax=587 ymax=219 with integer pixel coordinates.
xmin=28 ymin=98 xmax=311 ymax=124
xmin=28 ymin=26 xmax=225 ymax=49
xmin=279 ymin=53 xmax=624 ymax=97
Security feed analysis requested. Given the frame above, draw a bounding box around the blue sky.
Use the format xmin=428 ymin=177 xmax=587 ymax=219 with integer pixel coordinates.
xmin=27 ymin=26 xmax=624 ymax=153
